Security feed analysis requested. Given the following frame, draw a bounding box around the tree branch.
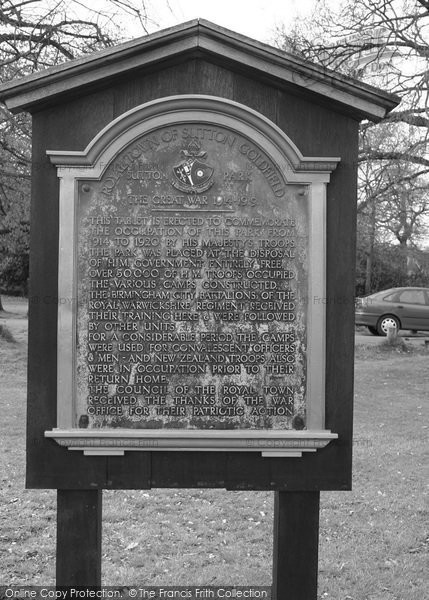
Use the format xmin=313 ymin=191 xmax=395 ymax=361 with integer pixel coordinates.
xmin=359 ymin=152 xmax=429 ymax=168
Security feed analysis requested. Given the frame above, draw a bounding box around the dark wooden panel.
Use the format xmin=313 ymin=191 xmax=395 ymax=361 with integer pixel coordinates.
xmin=106 ymin=453 xmax=151 ymax=489
xmin=277 ymin=96 xmax=359 ymax=489
xmin=56 ymin=489 xmax=102 ymax=585
xmin=32 ymin=88 xmax=115 ymax=150
xmin=150 ymin=452 xmax=227 ymax=488
xmin=272 ymin=491 xmax=320 ymax=600
xmin=226 ymin=445 xmax=351 ymax=492
xmin=112 ymin=59 xmax=235 ymax=117
xmin=26 ymin=96 xmax=115 ymax=489
xmin=323 ymin=118 xmax=358 ymax=490
xmin=27 ymin=56 xmax=357 ymax=491
xmin=233 ymin=72 xmax=279 ymax=123
xmin=195 ymin=59 xmax=236 ymax=98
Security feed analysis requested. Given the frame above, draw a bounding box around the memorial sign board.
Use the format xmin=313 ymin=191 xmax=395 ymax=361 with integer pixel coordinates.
xmin=45 ymin=95 xmax=339 ymax=456
xmin=0 ymin=19 xmax=400 ymax=592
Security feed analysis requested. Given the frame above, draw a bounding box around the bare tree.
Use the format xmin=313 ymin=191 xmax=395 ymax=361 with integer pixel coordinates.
xmin=0 ymin=0 xmax=153 ymax=73
xmin=277 ymin=0 xmax=429 ymax=140
xmin=0 ymin=0 xmax=157 ymax=298
xmin=276 ymin=0 xmax=429 ymax=291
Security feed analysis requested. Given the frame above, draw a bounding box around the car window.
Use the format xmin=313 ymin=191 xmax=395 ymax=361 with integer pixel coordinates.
xmin=397 ymin=290 xmax=426 ymax=305
xmin=382 ymin=292 xmax=399 ymax=302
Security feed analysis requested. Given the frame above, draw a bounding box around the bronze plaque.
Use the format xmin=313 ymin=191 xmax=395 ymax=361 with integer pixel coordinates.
xmin=76 ymin=124 xmax=308 ymax=431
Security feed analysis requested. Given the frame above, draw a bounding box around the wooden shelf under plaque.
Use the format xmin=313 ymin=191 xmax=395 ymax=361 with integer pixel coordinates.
xmin=44 ymin=429 xmax=338 ymax=457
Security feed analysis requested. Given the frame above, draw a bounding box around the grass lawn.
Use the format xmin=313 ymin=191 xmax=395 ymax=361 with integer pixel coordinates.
xmin=0 ymin=296 xmax=427 ymax=598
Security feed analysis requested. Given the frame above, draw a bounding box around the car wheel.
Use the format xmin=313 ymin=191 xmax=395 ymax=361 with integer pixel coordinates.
xmin=376 ymin=315 xmax=400 ymax=336
xmin=367 ymin=325 xmax=379 ymax=336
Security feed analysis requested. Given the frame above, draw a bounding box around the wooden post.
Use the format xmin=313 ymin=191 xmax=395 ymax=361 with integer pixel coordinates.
xmin=272 ymin=491 xmax=320 ymax=600
xmin=57 ymin=489 xmax=102 ymax=586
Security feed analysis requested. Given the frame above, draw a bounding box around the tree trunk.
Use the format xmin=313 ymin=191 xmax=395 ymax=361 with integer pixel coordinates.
xmin=365 ymin=198 xmax=376 ymax=294
xmin=365 ymin=250 xmax=373 ymax=295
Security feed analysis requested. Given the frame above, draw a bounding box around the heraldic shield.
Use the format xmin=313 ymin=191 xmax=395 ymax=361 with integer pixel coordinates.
xmin=172 ymin=140 xmax=214 ymax=193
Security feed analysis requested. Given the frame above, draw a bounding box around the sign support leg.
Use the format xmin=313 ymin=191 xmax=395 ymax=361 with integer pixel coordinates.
xmin=272 ymin=491 xmax=320 ymax=600
xmin=56 ymin=489 xmax=102 ymax=586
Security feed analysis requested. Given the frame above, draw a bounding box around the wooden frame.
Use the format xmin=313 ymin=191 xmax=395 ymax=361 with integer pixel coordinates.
xmin=0 ymin=20 xmax=399 ymax=490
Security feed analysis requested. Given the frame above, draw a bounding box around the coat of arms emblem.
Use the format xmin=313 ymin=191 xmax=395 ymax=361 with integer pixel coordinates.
xmin=172 ymin=139 xmax=214 ymax=193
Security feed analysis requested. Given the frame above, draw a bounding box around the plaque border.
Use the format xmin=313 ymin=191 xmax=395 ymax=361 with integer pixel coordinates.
xmin=46 ymin=94 xmax=340 ymax=456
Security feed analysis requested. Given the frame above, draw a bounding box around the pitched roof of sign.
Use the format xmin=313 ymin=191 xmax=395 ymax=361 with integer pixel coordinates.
xmin=0 ymin=19 xmax=399 ymax=119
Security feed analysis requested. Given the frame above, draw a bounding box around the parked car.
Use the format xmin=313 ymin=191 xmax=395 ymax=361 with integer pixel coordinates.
xmin=355 ymin=287 xmax=429 ymax=336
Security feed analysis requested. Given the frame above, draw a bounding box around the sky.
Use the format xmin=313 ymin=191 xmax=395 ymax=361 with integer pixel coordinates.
xmin=138 ymin=0 xmax=320 ymax=44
